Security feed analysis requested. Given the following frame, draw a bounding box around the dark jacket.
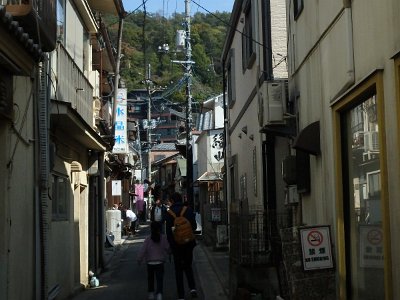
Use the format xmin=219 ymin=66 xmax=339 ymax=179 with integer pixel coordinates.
xmin=165 ymin=202 xmax=196 ymax=249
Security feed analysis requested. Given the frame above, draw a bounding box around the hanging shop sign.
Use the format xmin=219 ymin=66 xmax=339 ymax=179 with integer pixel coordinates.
xmin=112 ymin=88 xmax=128 ymax=154
xmin=359 ymin=225 xmax=384 ymax=268
xmin=299 ymin=225 xmax=334 ymax=270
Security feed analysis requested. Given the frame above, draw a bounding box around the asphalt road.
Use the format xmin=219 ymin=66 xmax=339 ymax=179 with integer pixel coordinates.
xmin=71 ymin=224 xmax=206 ymax=300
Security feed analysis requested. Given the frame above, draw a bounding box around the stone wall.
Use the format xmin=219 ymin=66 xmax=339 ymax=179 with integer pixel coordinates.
xmin=280 ymin=227 xmax=336 ymax=300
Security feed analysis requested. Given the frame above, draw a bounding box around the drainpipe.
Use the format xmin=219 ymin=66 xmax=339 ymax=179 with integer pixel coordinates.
xmin=222 ymin=58 xmax=229 ymax=233
xmin=34 ymin=64 xmax=41 ymax=300
xmin=98 ymin=152 xmax=105 ymax=269
xmin=37 ymin=54 xmax=51 ymax=299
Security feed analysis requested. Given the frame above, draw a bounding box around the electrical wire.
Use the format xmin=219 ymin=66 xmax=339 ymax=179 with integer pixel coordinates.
xmin=120 ymin=0 xmax=286 ymax=69
xmin=190 ymin=0 xmax=287 ymax=62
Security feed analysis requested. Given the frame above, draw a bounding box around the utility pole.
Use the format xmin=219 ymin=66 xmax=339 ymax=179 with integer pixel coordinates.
xmin=145 ymin=64 xmax=152 ymax=186
xmin=112 ymin=16 xmax=124 ymax=133
xmin=172 ymin=0 xmax=195 ymax=204
xmin=184 ymin=0 xmax=193 ymax=206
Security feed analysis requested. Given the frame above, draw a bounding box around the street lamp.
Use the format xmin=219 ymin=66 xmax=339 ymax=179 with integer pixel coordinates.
xmin=157 ymin=43 xmax=170 ymax=76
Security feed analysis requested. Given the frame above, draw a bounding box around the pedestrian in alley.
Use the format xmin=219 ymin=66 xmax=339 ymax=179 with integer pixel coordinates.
xmin=165 ymin=192 xmax=198 ymax=299
xmin=137 ymin=221 xmax=170 ymax=300
xmin=150 ymin=198 xmax=167 ymax=232
xmin=123 ymin=206 xmax=137 ymax=235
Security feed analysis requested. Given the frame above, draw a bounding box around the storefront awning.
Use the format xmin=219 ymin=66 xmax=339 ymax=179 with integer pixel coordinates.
xmin=196 ymin=171 xmax=223 ymax=182
xmin=293 ymin=121 xmax=320 ymax=155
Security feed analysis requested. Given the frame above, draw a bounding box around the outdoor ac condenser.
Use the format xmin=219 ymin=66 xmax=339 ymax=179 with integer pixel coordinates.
xmin=260 ymin=80 xmax=288 ymax=125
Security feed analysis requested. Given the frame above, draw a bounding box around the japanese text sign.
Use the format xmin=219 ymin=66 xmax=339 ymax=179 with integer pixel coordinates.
xmin=112 ymin=88 xmax=128 ymax=154
xmin=300 ymin=226 xmax=334 ymax=271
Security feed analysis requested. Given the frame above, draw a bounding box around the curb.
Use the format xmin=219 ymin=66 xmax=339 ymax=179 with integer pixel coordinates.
xmin=194 ymin=243 xmax=229 ymax=299
xmin=200 ymin=244 xmax=229 ymax=297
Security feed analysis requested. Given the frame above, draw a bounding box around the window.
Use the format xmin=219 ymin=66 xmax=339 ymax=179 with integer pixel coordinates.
xmin=56 ymin=0 xmax=65 ymax=43
xmin=83 ymin=32 xmax=89 ymax=73
xmin=227 ymin=49 xmax=236 ymax=108
xmin=342 ymin=94 xmax=383 ymax=299
xmin=229 ymin=155 xmax=238 ymax=202
xmin=334 ymin=72 xmax=390 ymax=299
xmin=242 ymin=0 xmax=256 ymax=70
xmin=293 ymin=0 xmax=304 ymax=20
xmin=52 ymin=174 xmax=70 ymax=221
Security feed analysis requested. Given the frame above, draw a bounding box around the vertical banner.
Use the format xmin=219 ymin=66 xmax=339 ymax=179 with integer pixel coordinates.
xmin=113 ymin=88 xmax=128 ymax=153
xmin=210 ymin=129 xmax=224 ymax=163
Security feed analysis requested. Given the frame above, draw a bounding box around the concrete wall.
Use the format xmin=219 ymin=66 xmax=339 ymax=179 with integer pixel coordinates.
xmin=48 ymin=138 xmax=90 ymax=298
xmin=0 ymin=76 xmax=36 ymax=300
xmin=287 ymin=0 xmax=400 ymax=297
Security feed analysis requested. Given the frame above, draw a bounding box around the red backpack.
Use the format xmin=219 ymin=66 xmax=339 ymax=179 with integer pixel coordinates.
xmin=167 ymin=206 xmax=195 ymax=245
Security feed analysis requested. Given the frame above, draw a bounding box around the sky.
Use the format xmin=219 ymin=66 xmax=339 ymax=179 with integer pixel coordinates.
xmin=122 ymin=0 xmax=235 ymax=16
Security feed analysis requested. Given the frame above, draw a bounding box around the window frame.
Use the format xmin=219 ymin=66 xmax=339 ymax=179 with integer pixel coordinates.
xmin=56 ymin=0 xmax=66 ymax=44
xmin=226 ymin=48 xmax=236 ymax=108
xmin=51 ymin=172 xmax=70 ymax=221
xmin=332 ymin=71 xmax=391 ymax=299
xmin=241 ymin=0 xmax=256 ymax=71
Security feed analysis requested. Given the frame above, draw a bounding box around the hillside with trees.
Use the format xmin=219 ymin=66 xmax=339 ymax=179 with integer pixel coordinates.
xmin=106 ymin=11 xmax=231 ymax=104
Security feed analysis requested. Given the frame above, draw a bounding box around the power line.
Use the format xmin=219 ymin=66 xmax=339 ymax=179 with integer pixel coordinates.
xmin=120 ymin=0 xmax=286 ymax=65
xmin=190 ymin=0 xmax=286 ymax=61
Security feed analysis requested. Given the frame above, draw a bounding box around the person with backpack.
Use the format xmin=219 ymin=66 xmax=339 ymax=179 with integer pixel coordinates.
xmin=137 ymin=221 xmax=170 ymax=300
xmin=165 ymin=192 xmax=197 ymax=299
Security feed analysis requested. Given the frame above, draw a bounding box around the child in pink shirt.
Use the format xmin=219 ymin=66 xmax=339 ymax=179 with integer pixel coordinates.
xmin=137 ymin=222 xmax=170 ymax=300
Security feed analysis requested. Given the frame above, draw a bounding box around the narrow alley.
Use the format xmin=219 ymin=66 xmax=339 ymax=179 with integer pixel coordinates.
xmin=70 ymin=222 xmax=229 ymax=300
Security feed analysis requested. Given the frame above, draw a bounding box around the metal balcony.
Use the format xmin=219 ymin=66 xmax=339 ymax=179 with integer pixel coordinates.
xmin=56 ymin=43 xmax=94 ymax=126
xmin=2 ymin=0 xmax=56 ymax=52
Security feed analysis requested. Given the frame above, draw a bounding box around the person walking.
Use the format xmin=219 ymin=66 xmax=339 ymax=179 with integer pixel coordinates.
xmin=150 ymin=198 xmax=167 ymax=232
xmin=165 ymin=192 xmax=198 ymax=299
xmin=137 ymin=221 xmax=170 ymax=300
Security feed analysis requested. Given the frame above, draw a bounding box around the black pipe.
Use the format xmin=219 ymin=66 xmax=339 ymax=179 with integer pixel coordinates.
xmin=222 ymin=58 xmax=228 ymax=221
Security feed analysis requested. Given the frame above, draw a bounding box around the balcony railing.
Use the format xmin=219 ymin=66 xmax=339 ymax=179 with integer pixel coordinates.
xmin=56 ymin=44 xmax=94 ymax=126
xmin=3 ymin=0 xmax=56 ymax=51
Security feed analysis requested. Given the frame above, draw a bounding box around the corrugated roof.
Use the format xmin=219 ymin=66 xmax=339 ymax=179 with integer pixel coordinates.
xmin=196 ymin=172 xmax=223 ymax=182
xmin=151 ymin=143 xmax=177 ymax=151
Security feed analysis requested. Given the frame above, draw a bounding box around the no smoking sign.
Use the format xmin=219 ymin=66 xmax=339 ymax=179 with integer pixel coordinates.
xmin=300 ymin=226 xmax=333 ymax=271
xmin=307 ymin=230 xmax=324 ymax=246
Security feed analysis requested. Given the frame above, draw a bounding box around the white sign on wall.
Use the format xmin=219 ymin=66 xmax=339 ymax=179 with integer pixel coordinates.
xmin=112 ymin=180 xmax=122 ymax=196
xmin=112 ymin=88 xmax=128 ymax=154
xmin=300 ymin=226 xmax=334 ymax=271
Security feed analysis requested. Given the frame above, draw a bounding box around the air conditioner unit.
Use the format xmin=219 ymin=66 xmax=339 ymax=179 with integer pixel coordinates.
xmin=364 ymin=131 xmax=379 ymax=152
xmin=285 ymin=185 xmax=299 ymax=205
xmin=260 ymin=80 xmax=288 ymax=125
xmin=93 ymin=98 xmax=101 ymax=118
